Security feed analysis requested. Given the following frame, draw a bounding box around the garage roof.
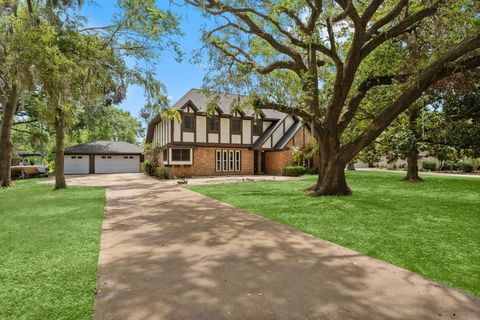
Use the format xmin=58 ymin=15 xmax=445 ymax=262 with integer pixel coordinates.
xmin=64 ymin=141 xmax=142 ymax=155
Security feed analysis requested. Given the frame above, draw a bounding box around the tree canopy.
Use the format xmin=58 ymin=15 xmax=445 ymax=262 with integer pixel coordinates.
xmin=185 ymin=0 xmax=480 ymax=195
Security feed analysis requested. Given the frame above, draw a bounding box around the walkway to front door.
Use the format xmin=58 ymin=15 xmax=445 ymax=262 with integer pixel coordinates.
xmin=63 ymin=174 xmax=480 ymax=320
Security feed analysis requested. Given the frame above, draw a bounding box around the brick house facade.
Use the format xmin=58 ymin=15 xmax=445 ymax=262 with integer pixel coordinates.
xmin=146 ymin=89 xmax=316 ymax=177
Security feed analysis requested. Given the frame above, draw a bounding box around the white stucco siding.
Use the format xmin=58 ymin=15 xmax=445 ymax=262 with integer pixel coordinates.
xmin=263 ymin=121 xmax=271 ymax=131
xmin=284 ymin=116 xmax=295 ymax=131
xmin=262 ymin=138 xmax=272 ymax=149
xmin=252 ymin=135 xmax=260 ymax=143
xmin=162 ymin=120 xmax=166 ymax=145
xmin=221 ymin=118 xmax=230 ymax=143
xmin=183 ymin=132 xmax=194 ymax=142
xmin=272 ymin=125 xmax=284 ymax=146
xmin=208 ymin=133 xmax=219 ymax=143
xmin=196 ymin=116 xmax=206 ymax=143
xmin=242 ymin=120 xmax=251 ymax=144
xmin=173 ymin=121 xmax=181 ymax=142
xmin=166 ymin=120 xmax=171 ymax=144
xmin=231 ymin=135 xmax=241 ymax=144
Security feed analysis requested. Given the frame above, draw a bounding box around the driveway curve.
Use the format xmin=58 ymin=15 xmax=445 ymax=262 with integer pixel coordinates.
xmin=64 ymin=174 xmax=480 ymax=320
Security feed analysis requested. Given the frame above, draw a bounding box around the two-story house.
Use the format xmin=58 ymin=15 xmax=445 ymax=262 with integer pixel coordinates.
xmin=145 ymin=89 xmax=315 ymax=177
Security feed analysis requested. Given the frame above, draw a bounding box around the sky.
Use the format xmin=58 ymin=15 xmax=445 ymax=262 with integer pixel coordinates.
xmin=80 ymin=1 xmax=211 ymax=118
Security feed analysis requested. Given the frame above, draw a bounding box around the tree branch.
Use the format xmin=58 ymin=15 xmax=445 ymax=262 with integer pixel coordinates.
xmin=341 ymin=33 xmax=480 ymax=161
xmin=361 ymin=1 xmax=442 ymax=59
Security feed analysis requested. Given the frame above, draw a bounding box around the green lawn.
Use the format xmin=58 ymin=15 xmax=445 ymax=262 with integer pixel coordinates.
xmin=0 ymin=179 xmax=105 ymax=320
xmin=188 ymin=171 xmax=480 ymax=296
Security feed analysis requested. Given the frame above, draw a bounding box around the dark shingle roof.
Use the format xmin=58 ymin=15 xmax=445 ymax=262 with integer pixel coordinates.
xmin=64 ymin=141 xmax=142 ymax=154
xmin=173 ymin=89 xmax=286 ymax=119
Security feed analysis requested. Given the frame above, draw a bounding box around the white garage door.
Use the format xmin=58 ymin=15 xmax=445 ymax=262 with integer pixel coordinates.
xmin=64 ymin=155 xmax=89 ymax=174
xmin=94 ymin=155 xmax=140 ymax=174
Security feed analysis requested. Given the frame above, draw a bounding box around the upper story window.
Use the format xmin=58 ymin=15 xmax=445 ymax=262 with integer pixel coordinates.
xmin=182 ymin=114 xmax=195 ymax=132
xmin=208 ymin=116 xmax=220 ymax=133
xmin=231 ymin=118 xmax=242 ymax=134
xmin=252 ymin=119 xmax=263 ymax=135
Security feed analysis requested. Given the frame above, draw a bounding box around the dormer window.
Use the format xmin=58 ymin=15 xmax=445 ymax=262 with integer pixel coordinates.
xmin=231 ymin=118 xmax=242 ymax=134
xmin=208 ymin=116 xmax=220 ymax=133
xmin=253 ymin=119 xmax=263 ymax=135
xmin=182 ymin=114 xmax=195 ymax=131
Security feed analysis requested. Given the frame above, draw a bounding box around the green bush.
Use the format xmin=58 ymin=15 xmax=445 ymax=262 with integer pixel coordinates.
xmin=442 ymin=160 xmax=460 ymax=171
xmin=283 ymin=166 xmax=307 ymax=176
xmin=144 ymin=160 xmax=155 ymax=176
xmin=422 ymin=161 xmax=437 ymax=171
xmin=307 ymin=166 xmax=318 ymax=175
xmin=461 ymin=162 xmax=474 ymax=173
xmin=156 ymin=166 xmax=171 ymax=179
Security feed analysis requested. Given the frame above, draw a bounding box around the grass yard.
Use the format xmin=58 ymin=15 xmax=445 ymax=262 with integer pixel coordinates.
xmin=0 ymin=179 xmax=105 ymax=320
xmin=188 ymin=171 xmax=480 ymax=296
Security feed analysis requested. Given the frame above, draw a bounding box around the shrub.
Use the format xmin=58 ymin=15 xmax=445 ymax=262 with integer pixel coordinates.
xmin=442 ymin=160 xmax=460 ymax=171
xmin=307 ymin=166 xmax=318 ymax=175
xmin=422 ymin=161 xmax=437 ymax=171
xmin=144 ymin=160 xmax=155 ymax=176
xmin=156 ymin=166 xmax=171 ymax=179
xmin=283 ymin=166 xmax=307 ymax=177
xmin=461 ymin=162 xmax=474 ymax=173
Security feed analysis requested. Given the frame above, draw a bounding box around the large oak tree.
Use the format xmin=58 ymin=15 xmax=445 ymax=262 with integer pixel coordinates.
xmin=185 ymin=0 xmax=480 ymax=195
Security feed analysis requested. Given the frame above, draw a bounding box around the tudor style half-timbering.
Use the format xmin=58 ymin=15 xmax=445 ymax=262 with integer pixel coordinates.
xmin=146 ymin=89 xmax=316 ymax=177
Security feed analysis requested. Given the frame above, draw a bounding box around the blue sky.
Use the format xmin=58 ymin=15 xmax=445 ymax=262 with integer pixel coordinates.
xmin=80 ymin=1 xmax=210 ymax=118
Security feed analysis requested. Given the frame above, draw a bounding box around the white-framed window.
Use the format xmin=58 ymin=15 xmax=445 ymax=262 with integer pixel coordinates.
xmin=215 ymin=150 xmax=222 ymax=172
xmin=222 ymin=150 xmax=228 ymax=171
xmin=235 ymin=150 xmax=241 ymax=171
xmin=216 ymin=149 xmax=242 ymax=172
xmin=170 ymin=148 xmax=193 ymax=165
xmin=229 ymin=150 xmax=234 ymax=171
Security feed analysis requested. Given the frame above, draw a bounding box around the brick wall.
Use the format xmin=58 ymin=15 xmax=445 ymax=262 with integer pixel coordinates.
xmin=158 ymin=146 xmax=254 ymax=178
xmin=265 ymin=150 xmax=293 ymax=175
xmin=265 ymin=125 xmax=317 ymax=175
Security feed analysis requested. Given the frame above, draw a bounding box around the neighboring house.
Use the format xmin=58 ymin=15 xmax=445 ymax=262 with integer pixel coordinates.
xmin=145 ymin=89 xmax=315 ymax=177
xmin=64 ymin=141 xmax=143 ymax=174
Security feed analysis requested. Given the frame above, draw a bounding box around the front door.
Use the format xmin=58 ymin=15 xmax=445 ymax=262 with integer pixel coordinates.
xmin=254 ymin=150 xmax=265 ymax=175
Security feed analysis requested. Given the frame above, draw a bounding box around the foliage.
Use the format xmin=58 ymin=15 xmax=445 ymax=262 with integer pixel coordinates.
xmin=283 ymin=165 xmax=307 ymax=177
xmin=144 ymin=159 xmax=155 ymax=176
xmin=155 ymin=166 xmax=170 ymax=179
xmin=186 ymin=0 xmax=480 ymax=195
xmin=461 ymin=162 xmax=474 ymax=173
xmin=188 ymin=171 xmax=480 ymax=296
xmin=292 ymin=141 xmax=318 ymax=166
xmin=422 ymin=161 xmax=437 ymax=171
xmin=0 ymin=179 xmax=104 ymax=319
xmin=70 ymin=104 xmax=143 ymax=144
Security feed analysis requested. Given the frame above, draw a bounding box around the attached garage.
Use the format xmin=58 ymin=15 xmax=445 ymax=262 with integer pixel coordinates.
xmin=64 ymin=141 xmax=142 ymax=174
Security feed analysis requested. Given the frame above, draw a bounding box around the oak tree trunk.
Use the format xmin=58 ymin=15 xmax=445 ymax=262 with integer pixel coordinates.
xmin=0 ymin=85 xmax=19 ymax=188
xmin=403 ymin=151 xmax=423 ymax=183
xmin=402 ymin=105 xmax=423 ymax=183
xmin=54 ymin=104 xmax=67 ymax=190
xmin=309 ymin=136 xmax=352 ymax=196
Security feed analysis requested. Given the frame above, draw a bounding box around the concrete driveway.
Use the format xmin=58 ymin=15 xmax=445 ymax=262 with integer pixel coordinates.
xmin=63 ymin=174 xmax=480 ymax=320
